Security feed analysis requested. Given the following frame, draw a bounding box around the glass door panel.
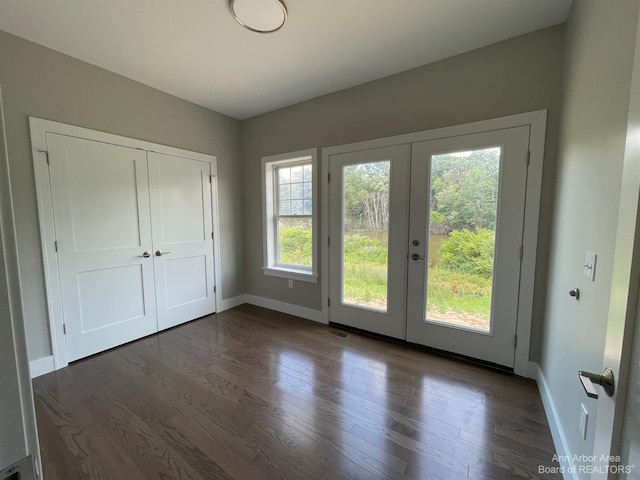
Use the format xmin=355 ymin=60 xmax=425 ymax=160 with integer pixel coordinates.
xmin=425 ymin=147 xmax=501 ymax=333
xmin=342 ymin=161 xmax=390 ymax=312
xmin=328 ymin=145 xmax=410 ymax=339
xmin=406 ymin=127 xmax=530 ymax=368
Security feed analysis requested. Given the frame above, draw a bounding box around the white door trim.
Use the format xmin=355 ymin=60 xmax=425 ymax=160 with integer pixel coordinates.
xmin=0 ymin=85 xmax=42 ymax=475
xmin=321 ymin=110 xmax=547 ymax=377
xmin=30 ymin=117 xmax=222 ymax=372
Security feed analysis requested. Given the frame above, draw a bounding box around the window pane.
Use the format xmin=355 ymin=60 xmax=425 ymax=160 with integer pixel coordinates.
xmin=291 ymin=166 xmax=304 ymax=182
xmin=291 ymin=200 xmax=304 ymax=215
xmin=425 ymin=146 xmax=500 ymax=332
xmin=303 ymin=199 xmax=312 ymax=215
xmin=277 ymin=217 xmax=312 ymax=267
xmin=278 ymin=167 xmax=290 ymax=184
xmin=279 ymin=200 xmax=291 ymax=215
xmin=302 ymin=181 xmax=312 ymax=199
xmin=290 ymin=182 xmax=304 ymax=200
xmin=342 ymin=161 xmax=390 ymax=312
xmin=303 ymin=164 xmax=312 ymax=181
xmin=279 ymin=184 xmax=290 ymax=202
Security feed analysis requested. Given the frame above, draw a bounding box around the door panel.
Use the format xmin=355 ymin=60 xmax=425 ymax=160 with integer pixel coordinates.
xmin=328 ymin=145 xmax=410 ymax=339
xmin=406 ymin=127 xmax=530 ymax=367
xmin=77 ymin=264 xmax=147 ymax=332
xmin=47 ymin=133 xmax=157 ymax=362
xmin=148 ymin=152 xmax=216 ymax=330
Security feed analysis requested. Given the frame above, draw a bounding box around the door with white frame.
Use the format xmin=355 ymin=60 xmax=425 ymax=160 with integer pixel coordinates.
xmin=148 ymin=151 xmax=216 ymax=330
xmin=39 ymin=122 xmax=220 ymax=365
xmin=47 ymin=133 xmax=158 ymax=362
xmin=328 ymin=144 xmax=410 ymax=339
xmin=406 ymin=127 xmax=529 ymax=367
xmin=328 ymin=126 xmax=530 ymax=368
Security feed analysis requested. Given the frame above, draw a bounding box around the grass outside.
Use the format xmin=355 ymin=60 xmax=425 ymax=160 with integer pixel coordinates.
xmin=343 ymin=232 xmax=492 ymax=330
xmin=279 ymin=226 xmax=493 ymax=331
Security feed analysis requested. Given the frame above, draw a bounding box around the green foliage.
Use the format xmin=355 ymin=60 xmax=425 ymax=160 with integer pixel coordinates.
xmin=344 ymin=162 xmax=390 ymax=231
xmin=439 ymin=228 xmax=495 ymax=276
xmin=340 ymin=232 xmax=492 ymax=323
xmin=278 ymin=225 xmax=312 ymax=266
xmin=430 ymin=211 xmax=446 ymax=225
xmin=427 ymin=267 xmax=492 ymax=320
xmin=344 ymin=234 xmax=388 ymax=264
xmin=430 ymin=148 xmax=499 ymax=232
xmin=343 ymin=234 xmax=389 ymax=307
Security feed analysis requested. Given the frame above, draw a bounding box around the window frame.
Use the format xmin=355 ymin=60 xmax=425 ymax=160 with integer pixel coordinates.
xmin=262 ymin=148 xmax=318 ymax=283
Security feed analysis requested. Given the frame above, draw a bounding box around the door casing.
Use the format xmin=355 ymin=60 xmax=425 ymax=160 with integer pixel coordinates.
xmin=321 ymin=110 xmax=547 ymax=377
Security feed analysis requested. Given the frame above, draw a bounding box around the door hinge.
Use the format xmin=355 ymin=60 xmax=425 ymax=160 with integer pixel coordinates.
xmin=54 ymin=240 xmax=58 ymax=252
xmin=211 ymin=232 xmax=214 ymax=239
xmin=514 ymin=334 xmax=518 ymax=348
xmin=213 ymin=285 xmax=216 ymax=294
xmin=327 ymin=298 xmax=331 ymax=307
xmin=63 ymin=324 xmax=67 ymax=335
xmin=526 ymin=151 xmax=531 ymax=167
xmin=327 ymin=236 xmax=330 ymax=247
xmin=519 ymin=245 xmax=524 ymax=261
xmin=328 ymin=173 xmax=330 ymax=183
xmin=38 ymin=150 xmax=49 ymax=165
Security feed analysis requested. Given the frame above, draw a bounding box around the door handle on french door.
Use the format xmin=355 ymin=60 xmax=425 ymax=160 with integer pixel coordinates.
xmin=155 ymin=250 xmax=172 ymax=257
xmin=578 ymin=368 xmax=615 ymax=399
xmin=411 ymin=253 xmax=425 ymax=261
xmin=138 ymin=251 xmax=151 ymax=258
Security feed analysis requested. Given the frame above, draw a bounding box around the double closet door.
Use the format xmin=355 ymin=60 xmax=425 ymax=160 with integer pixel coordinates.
xmin=328 ymin=127 xmax=530 ymax=368
xmin=47 ymin=133 xmax=216 ymax=362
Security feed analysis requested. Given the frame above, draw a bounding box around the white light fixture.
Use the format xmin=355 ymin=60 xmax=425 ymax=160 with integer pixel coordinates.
xmin=229 ymin=0 xmax=287 ymax=34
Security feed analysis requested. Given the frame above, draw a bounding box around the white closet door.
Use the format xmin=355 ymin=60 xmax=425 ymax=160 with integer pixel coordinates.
xmin=47 ymin=133 xmax=157 ymax=362
xmin=148 ymin=152 xmax=216 ymax=330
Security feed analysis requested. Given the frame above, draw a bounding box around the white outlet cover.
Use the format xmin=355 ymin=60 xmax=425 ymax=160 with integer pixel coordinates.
xmin=584 ymin=251 xmax=597 ymax=281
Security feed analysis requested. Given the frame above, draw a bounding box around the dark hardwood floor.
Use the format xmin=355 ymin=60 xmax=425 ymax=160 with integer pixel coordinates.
xmin=33 ymin=304 xmax=562 ymax=479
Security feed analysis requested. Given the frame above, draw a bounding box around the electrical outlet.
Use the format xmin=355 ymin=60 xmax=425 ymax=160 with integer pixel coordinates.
xmin=579 ymin=403 xmax=589 ymax=440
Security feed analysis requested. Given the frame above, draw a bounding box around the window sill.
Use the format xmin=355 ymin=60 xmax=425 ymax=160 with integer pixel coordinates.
xmin=263 ymin=267 xmax=318 ymax=284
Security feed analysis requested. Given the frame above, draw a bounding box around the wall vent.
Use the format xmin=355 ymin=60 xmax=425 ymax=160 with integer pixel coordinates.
xmin=326 ymin=328 xmax=348 ymax=338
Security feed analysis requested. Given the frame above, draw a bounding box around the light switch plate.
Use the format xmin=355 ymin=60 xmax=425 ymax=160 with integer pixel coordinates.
xmin=584 ymin=251 xmax=597 ymax=281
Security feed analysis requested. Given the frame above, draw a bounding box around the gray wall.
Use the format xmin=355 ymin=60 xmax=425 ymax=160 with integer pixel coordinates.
xmin=0 ymin=31 xmax=243 ymax=362
xmin=240 ymin=26 xmax=564 ymax=361
xmin=540 ymin=0 xmax=640 ymax=469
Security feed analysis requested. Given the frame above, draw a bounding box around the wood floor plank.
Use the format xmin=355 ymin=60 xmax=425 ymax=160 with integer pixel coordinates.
xmin=33 ymin=305 xmax=562 ymax=479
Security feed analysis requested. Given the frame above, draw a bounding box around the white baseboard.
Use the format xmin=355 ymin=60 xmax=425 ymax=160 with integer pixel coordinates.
xmin=29 ymin=355 xmax=55 ymax=379
xmin=244 ymin=294 xmax=326 ymax=324
xmin=219 ymin=295 xmax=246 ymax=312
xmin=530 ymin=362 xmax=577 ymax=480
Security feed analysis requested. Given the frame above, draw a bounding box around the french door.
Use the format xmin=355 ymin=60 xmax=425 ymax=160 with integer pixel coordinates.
xmin=328 ymin=145 xmax=410 ymax=339
xmin=47 ymin=134 xmax=216 ymax=362
xmin=328 ymin=127 xmax=530 ymax=367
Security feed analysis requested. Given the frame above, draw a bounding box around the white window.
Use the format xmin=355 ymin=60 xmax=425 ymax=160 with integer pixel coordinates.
xmin=262 ymin=148 xmax=318 ymax=282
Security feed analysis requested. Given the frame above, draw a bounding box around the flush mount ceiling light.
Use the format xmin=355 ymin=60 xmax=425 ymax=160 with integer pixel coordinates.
xmin=229 ymin=0 xmax=287 ymax=34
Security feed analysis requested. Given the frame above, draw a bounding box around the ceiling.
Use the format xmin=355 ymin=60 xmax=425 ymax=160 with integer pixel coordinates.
xmin=0 ymin=1 xmax=572 ymax=120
